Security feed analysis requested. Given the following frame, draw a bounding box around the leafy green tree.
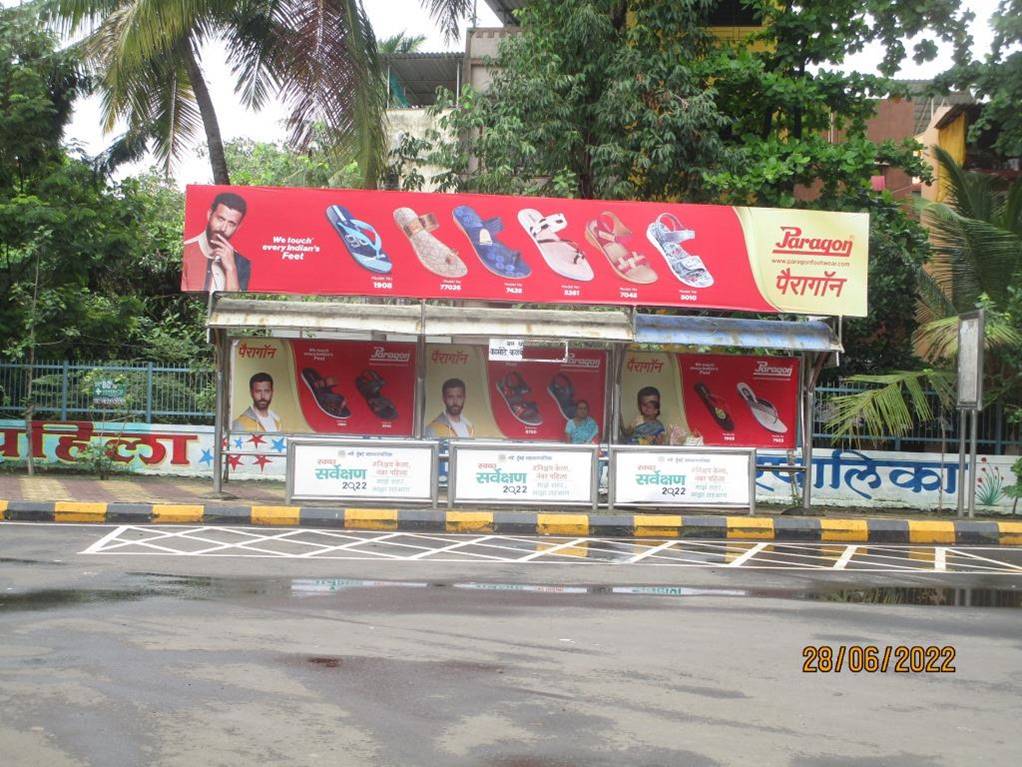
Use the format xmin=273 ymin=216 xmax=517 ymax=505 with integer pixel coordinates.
xmin=0 ymin=8 xmax=206 ymax=364
xmin=44 ymin=0 xmax=472 ymax=186
xmin=827 ymin=149 xmax=1022 ymax=439
xmin=704 ymin=0 xmax=970 ymax=208
xmin=938 ymin=0 xmax=1022 ymax=159
xmin=217 ymin=137 xmax=361 ymax=188
xmin=399 ymin=0 xmax=728 ymax=201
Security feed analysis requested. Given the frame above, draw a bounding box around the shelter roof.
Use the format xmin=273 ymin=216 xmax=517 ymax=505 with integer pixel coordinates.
xmin=208 ymin=298 xmax=841 ymax=353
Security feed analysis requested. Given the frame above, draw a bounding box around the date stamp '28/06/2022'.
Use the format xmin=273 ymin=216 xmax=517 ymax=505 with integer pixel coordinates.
xmin=802 ymin=645 xmax=956 ymax=673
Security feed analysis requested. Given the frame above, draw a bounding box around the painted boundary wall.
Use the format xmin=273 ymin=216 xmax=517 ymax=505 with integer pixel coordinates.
xmin=0 ymin=420 xmax=1017 ymax=512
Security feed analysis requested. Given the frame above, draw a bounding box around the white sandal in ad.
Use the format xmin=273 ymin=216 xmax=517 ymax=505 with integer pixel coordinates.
xmin=737 ymin=382 xmax=788 ymax=434
xmin=518 ymin=208 xmax=595 ymax=282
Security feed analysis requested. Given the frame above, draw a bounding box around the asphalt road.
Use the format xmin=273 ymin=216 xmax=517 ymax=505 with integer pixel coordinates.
xmin=2 ymin=523 xmax=1021 ymax=767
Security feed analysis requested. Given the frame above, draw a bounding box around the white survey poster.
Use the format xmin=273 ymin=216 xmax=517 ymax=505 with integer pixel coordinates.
xmin=291 ymin=442 xmax=434 ymax=502
xmin=453 ymin=445 xmax=595 ymax=505
xmin=613 ymin=449 xmax=752 ymax=506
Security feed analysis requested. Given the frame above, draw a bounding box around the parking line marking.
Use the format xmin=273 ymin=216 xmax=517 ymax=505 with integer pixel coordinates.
xmin=833 ymin=545 xmax=858 ymax=570
xmin=726 ymin=542 xmax=768 ymax=567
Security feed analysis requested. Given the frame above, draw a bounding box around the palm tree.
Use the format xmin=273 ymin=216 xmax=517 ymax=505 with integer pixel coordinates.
xmin=378 ymin=31 xmax=428 ymax=54
xmin=44 ymin=0 xmax=470 ymax=186
xmin=826 ymin=148 xmax=1022 ymax=440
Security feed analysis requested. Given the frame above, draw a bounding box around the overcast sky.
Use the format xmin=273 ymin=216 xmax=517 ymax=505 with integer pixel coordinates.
xmin=2 ymin=0 xmax=997 ymax=185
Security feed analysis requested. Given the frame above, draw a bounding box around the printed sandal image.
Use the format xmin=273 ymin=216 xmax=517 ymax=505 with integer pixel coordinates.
xmin=355 ymin=369 xmax=398 ymax=421
xmin=301 ymin=367 xmax=351 ymax=419
xmin=452 ymin=205 xmax=531 ymax=279
xmin=585 ymin=212 xmax=658 ymax=285
xmin=517 ymin=209 xmax=594 ymax=282
xmin=646 ymin=212 xmax=714 ymax=288
xmin=737 ymin=382 xmax=788 ymax=434
xmin=547 ymin=373 xmax=577 ymax=419
xmin=393 ymin=207 xmax=467 ymax=278
xmin=497 ymin=371 xmax=543 ymax=426
xmin=694 ymin=382 xmax=735 ymax=431
xmin=326 ymin=205 xmax=393 ymax=274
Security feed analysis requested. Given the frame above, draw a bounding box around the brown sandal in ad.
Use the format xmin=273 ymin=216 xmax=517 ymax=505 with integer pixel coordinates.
xmin=394 ymin=207 xmax=468 ymax=278
xmin=585 ymin=211 xmax=658 ymax=285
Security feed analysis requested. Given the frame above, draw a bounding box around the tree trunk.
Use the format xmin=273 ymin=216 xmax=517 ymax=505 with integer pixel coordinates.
xmin=180 ymin=39 xmax=231 ymax=185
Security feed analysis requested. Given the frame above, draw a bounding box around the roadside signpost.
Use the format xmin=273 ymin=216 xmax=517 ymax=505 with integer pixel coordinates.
xmin=956 ymin=310 xmax=984 ymax=518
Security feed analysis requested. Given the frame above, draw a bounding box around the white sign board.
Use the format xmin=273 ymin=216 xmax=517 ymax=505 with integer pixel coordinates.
xmin=451 ymin=442 xmax=597 ymax=507
xmin=488 ymin=338 xmax=525 ymax=361
xmin=957 ymin=310 xmax=984 ymax=410
xmin=288 ymin=440 xmax=436 ymax=503
xmin=611 ymin=447 xmax=755 ymax=508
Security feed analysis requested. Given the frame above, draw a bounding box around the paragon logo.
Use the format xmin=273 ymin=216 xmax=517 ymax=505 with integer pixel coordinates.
xmin=774 ymin=226 xmax=853 ymax=258
xmin=565 ymin=352 xmax=601 ymax=369
xmin=754 ymin=360 xmax=794 ymax=378
xmin=370 ymin=346 xmax=412 ymax=364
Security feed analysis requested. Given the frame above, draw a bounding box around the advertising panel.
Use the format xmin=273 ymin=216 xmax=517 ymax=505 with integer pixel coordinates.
xmin=231 ymin=338 xmax=416 ymax=435
xmin=450 ymin=442 xmax=598 ymax=506
xmin=620 ymin=352 xmax=799 ymax=449
xmin=288 ymin=439 xmax=436 ymax=503
xmin=184 ymin=185 xmax=868 ymax=316
xmin=611 ymin=447 xmax=755 ymax=508
xmin=424 ymin=345 xmax=607 ymax=442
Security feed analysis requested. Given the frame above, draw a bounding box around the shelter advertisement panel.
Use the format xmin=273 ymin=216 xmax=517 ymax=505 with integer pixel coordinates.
xmin=184 ymin=185 xmax=868 ymax=316
xmin=612 ymin=447 xmax=754 ymax=507
xmin=230 ymin=338 xmax=416 ymax=435
xmin=424 ymin=345 xmax=608 ymax=442
xmin=620 ymin=352 xmax=799 ymax=449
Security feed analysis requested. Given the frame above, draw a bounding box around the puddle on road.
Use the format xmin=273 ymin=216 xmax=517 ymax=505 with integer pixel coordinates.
xmin=1 ymin=575 xmax=1020 ymax=613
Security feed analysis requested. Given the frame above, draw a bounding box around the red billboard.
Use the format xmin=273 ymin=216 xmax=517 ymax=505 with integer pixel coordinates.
xmin=184 ymin=185 xmax=868 ymax=316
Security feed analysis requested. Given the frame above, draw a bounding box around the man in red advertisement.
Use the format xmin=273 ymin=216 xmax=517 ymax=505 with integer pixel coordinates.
xmin=182 ymin=192 xmax=252 ymax=292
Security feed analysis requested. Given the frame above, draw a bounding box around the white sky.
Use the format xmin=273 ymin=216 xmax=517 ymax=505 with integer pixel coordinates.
xmin=1 ymin=0 xmax=998 ymax=185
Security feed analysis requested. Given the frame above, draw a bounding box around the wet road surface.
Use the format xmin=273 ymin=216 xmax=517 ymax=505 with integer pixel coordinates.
xmin=2 ymin=522 xmax=1021 ymax=766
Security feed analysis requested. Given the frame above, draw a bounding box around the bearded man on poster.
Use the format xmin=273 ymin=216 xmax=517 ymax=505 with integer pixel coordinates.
xmin=182 ymin=192 xmax=252 ymax=292
xmin=426 ymin=378 xmax=474 ymax=439
xmin=232 ymin=373 xmax=282 ymax=432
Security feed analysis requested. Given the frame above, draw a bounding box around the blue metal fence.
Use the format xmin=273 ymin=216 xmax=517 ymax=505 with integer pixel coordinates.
xmin=0 ymin=361 xmax=1016 ymax=453
xmin=0 ymin=361 xmax=215 ymax=425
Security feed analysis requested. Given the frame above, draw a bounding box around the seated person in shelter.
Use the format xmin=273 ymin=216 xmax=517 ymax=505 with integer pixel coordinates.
xmin=565 ymin=399 xmax=599 ymax=444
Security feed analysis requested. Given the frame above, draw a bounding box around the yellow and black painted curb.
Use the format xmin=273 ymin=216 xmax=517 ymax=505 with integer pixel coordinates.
xmin=2 ymin=500 xmax=1020 ymax=545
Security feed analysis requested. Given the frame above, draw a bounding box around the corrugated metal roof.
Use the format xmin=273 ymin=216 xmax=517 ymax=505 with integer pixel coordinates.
xmin=382 ymin=52 xmax=463 ymax=107
xmin=207 ymin=298 xmax=633 ymax=341
xmin=633 ymin=314 xmax=842 ymax=352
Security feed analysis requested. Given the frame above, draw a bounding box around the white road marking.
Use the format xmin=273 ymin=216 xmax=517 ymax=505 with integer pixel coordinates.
xmin=40 ymin=524 xmax=1022 ymax=574
xmin=79 ymin=525 xmax=129 ymax=554
xmin=833 ymin=545 xmax=858 ymax=570
xmin=726 ymin=542 xmax=768 ymax=567
xmin=624 ymin=539 xmax=680 ymax=564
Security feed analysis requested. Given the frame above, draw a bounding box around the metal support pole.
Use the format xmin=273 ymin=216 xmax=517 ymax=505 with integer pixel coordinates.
xmin=802 ymin=379 xmax=814 ymax=512
xmin=801 ymin=360 xmax=811 ymax=511
xmin=212 ymin=331 xmax=225 ymax=495
xmin=968 ymin=408 xmax=978 ymax=518
xmin=414 ymin=326 xmax=426 ymax=439
xmin=145 ymin=361 xmax=154 ymax=422
xmin=60 ymin=361 xmax=68 ymax=420
xmin=956 ymin=408 xmax=967 ymax=517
